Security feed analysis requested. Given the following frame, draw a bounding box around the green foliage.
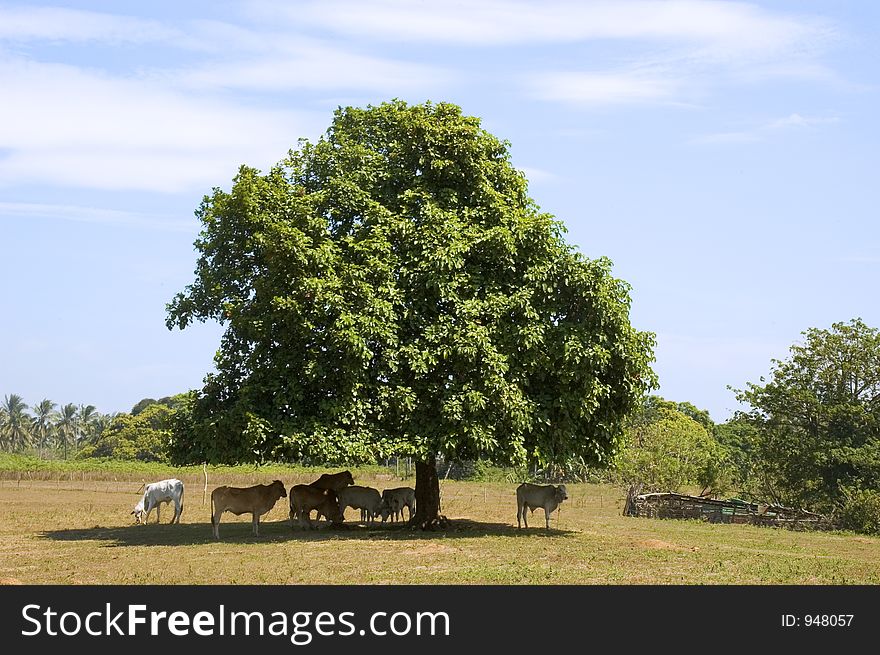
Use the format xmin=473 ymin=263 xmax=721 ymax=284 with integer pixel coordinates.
xmin=131 ymin=398 xmax=158 ymax=415
xmin=736 ymin=318 xmax=880 ymax=512
xmin=167 ymin=100 xmax=656 ymax=468
xmin=616 ymin=397 xmax=732 ymax=495
xmin=714 ymin=417 xmax=759 ymax=493
xmin=836 ymin=486 xmax=880 ymax=535
xmin=79 ymin=403 xmax=173 ymax=462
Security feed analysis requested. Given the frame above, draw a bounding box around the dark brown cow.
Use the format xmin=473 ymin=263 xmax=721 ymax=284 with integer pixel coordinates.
xmin=290 ymin=484 xmax=343 ymax=529
xmin=211 ymin=480 xmax=287 ymax=539
xmin=309 ymin=470 xmax=355 ymax=493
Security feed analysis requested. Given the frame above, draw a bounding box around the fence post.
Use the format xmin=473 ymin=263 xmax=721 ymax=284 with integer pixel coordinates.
xmin=202 ymin=462 xmax=208 ymax=506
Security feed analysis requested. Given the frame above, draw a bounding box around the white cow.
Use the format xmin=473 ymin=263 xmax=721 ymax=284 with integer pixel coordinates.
xmin=132 ymin=478 xmax=185 ymax=524
xmin=337 ymin=485 xmax=383 ymax=523
xmin=516 ymin=482 xmax=567 ymax=529
xmin=380 ymin=487 xmax=416 ymax=523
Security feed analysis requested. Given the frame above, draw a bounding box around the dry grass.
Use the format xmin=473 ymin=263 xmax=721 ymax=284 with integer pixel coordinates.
xmin=1 ymin=471 xmax=878 ymax=585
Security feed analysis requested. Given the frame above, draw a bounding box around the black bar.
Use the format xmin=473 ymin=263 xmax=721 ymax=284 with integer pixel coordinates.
xmin=1 ymin=585 xmax=875 ymax=653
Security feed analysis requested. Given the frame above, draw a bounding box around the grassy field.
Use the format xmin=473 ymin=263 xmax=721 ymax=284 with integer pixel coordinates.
xmin=0 ymin=461 xmax=878 ymax=584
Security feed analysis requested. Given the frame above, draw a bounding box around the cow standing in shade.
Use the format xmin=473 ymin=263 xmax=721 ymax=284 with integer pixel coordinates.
xmin=309 ymin=470 xmax=355 ymax=493
xmin=516 ymin=483 xmax=568 ymax=530
xmin=380 ymin=487 xmax=416 ymax=523
xmin=289 ymin=484 xmax=343 ymax=529
xmin=338 ymin=485 xmax=383 ymax=523
xmin=211 ymin=480 xmax=287 ymax=539
xmin=132 ymin=478 xmax=184 ymax=524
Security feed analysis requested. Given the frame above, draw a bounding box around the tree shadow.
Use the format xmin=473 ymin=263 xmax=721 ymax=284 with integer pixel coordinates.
xmin=38 ymin=518 xmax=576 ymax=547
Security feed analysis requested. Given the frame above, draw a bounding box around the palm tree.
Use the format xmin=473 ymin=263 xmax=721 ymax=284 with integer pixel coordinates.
xmin=55 ymin=403 xmax=79 ymax=459
xmin=77 ymin=404 xmax=99 ymax=446
xmin=31 ymin=399 xmax=58 ymax=457
xmin=0 ymin=406 xmax=7 ymax=450
xmin=1 ymin=394 xmax=33 ymax=452
xmin=87 ymin=412 xmax=114 ymax=445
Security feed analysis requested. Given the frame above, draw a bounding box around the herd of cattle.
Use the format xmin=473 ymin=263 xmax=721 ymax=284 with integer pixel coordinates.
xmin=130 ymin=473 xmax=568 ymax=539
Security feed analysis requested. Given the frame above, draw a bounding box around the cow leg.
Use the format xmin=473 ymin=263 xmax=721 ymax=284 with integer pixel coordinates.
xmin=544 ymin=507 xmax=551 ymax=530
xmin=252 ymin=513 xmax=259 ymax=536
xmin=156 ymin=503 xmax=161 ymax=524
xmin=212 ymin=512 xmax=220 ymax=539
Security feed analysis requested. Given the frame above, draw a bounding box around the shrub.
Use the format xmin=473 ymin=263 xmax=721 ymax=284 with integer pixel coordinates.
xmin=836 ymin=486 xmax=880 ymax=535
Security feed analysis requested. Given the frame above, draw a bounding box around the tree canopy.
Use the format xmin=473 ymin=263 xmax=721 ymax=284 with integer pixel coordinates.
xmin=167 ymin=100 xmax=655 ymax=523
xmin=737 ymin=318 xmax=880 ymax=511
xmin=617 ymin=396 xmax=731 ymax=496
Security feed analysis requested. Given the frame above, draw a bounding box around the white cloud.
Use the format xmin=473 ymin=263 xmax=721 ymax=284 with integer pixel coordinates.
xmin=165 ymin=40 xmax=452 ymax=93
xmin=0 ymin=6 xmax=177 ymax=43
xmin=692 ymin=113 xmax=839 ymax=145
xmin=0 ymin=56 xmax=322 ymax=192
xmin=0 ymin=202 xmax=197 ymax=232
xmin=528 ymin=70 xmax=681 ymax=106
xmin=254 ymin=0 xmax=834 ymax=54
xmin=766 ymin=113 xmax=839 ymax=130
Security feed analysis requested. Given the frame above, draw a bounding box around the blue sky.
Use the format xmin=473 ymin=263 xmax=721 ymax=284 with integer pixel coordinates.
xmin=2 ymin=1 xmax=878 ymax=423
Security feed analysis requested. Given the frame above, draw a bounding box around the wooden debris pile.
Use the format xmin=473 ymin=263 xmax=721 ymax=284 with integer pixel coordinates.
xmin=623 ymin=490 xmax=831 ymax=531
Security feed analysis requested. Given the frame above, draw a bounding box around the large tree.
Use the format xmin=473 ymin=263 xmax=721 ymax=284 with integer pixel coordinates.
xmin=167 ymin=100 xmax=655 ymax=527
xmin=737 ymin=318 xmax=880 ymax=511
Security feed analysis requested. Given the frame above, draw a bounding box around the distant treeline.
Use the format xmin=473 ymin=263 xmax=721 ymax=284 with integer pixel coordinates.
xmin=0 ymin=394 xmax=183 ymax=462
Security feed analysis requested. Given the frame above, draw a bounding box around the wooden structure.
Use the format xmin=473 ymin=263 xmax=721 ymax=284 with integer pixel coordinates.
xmin=624 ymin=490 xmax=830 ymax=531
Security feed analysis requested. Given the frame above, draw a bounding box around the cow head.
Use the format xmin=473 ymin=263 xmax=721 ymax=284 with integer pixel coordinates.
xmin=322 ymin=490 xmax=344 ymax=523
xmin=342 ymin=471 xmax=355 ymax=487
xmin=272 ymin=480 xmax=287 ymax=498
xmin=379 ymin=499 xmax=393 ymax=522
xmin=555 ymin=485 xmax=568 ymax=503
xmin=131 ymin=500 xmax=146 ymax=524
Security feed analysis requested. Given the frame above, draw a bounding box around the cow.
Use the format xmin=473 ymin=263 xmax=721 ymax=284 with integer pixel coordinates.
xmin=337 ymin=485 xmax=383 ymax=524
xmin=516 ymin=482 xmax=568 ymax=529
xmin=289 ymin=484 xmax=343 ymax=529
xmin=210 ymin=480 xmax=287 ymax=539
xmin=131 ymin=478 xmax=184 ymax=525
xmin=379 ymin=487 xmax=416 ymax=523
xmin=309 ymin=470 xmax=355 ymax=493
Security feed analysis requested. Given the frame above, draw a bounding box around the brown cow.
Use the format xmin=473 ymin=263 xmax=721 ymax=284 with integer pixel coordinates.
xmin=309 ymin=470 xmax=355 ymax=493
xmin=290 ymin=484 xmax=343 ymax=529
xmin=211 ymin=480 xmax=287 ymax=539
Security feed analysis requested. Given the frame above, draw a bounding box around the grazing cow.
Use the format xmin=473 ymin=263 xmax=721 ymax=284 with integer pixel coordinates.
xmin=289 ymin=484 xmax=343 ymax=529
xmin=309 ymin=470 xmax=355 ymax=493
xmin=516 ymin=482 xmax=568 ymax=530
xmin=210 ymin=480 xmax=287 ymax=539
xmin=380 ymin=487 xmax=416 ymax=523
xmin=337 ymin=485 xmax=383 ymax=523
xmin=132 ymin=478 xmax=184 ymax=525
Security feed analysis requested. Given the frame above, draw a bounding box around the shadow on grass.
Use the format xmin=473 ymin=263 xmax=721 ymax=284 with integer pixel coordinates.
xmin=38 ymin=518 xmax=575 ymax=547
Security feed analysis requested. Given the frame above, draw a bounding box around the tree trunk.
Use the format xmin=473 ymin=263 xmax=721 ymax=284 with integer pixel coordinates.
xmin=411 ymin=455 xmax=447 ymax=530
